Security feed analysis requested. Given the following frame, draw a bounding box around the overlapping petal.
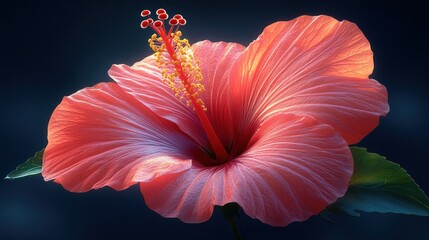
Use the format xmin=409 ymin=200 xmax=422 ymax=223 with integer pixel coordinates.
xmin=108 ymin=56 xmax=207 ymax=147
xmin=42 ymin=82 xmax=195 ymax=192
xmin=140 ymin=114 xmax=353 ymax=226
xmin=192 ymin=40 xmax=245 ymax=148
xmin=108 ymin=41 xmax=244 ymax=150
xmin=229 ymin=15 xmax=389 ymax=144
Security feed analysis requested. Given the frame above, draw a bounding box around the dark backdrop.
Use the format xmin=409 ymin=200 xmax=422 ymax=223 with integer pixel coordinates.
xmin=1 ymin=1 xmax=428 ymax=239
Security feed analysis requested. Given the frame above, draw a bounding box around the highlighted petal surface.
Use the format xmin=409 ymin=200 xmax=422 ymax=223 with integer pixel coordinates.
xmin=109 ymin=41 xmax=245 ymax=149
xmin=192 ymin=40 xmax=245 ymax=147
xmin=140 ymin=114 xmax=353 ymax=226
xmin=43 ymin=82 xmax=194 ymax=192
xmin=109 ymin=57 xmax=208 ymax=148
xmin=230 ymin=15 xmax=389 ymax=144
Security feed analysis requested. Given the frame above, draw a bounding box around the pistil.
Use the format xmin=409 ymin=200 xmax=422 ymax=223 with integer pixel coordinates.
xmin=140 ymin=9 xmax=229 ymax=163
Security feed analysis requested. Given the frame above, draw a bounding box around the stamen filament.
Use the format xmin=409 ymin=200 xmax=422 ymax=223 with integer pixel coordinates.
xmin=141 ymin=9 xmax=230 ymax=163
xmin=194 ymin=106 xmax=230 ymax=163
xmin=160 ymin=34 xmax=229 ymax=163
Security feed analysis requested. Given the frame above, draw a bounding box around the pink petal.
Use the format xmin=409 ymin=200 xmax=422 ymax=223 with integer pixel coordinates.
xmin=42 ymin=82 xmax=194 ymax=192
xmin=108 ymin=56 xmax=208 ymax=148
xmin=140 ymin=114 xmax=353 ymax=226
xmin=229 ymin=15 xmax=389 ymax=144
xmin=192 ymin=40 xmax=245 ymax=148
xmin=280 ymin=75 xmax=388 ymax=144
xmin=134 ymin=157 xmax=192 ymax=182
xmin=109 ymin=41 xmax=245 ymax=149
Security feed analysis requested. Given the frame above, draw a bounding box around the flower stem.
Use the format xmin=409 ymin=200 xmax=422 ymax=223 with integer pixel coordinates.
xmin=219 ymin=203 xmax=242 ymax=240
xmin=227 ymin=216 xmax=242 ymax=240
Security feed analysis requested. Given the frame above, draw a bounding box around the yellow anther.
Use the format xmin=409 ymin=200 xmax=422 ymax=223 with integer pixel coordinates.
xmin=147 ymin=28 xmax=206 ymax=111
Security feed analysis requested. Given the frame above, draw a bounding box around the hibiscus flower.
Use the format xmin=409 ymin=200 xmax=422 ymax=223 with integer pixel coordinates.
xmin=42 ymin=9 xmax=388 ymax=226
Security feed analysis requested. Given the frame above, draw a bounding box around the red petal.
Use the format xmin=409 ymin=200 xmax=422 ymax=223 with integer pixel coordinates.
xmin=109 ymin=56 xmax=209 ymax=149
xmin=281 ymin=75 xmax=388 ymax=144
xmin=191 ymin=40 xmax=245 ymax=148
xmin=229 ymin=15 xmax=388 ymax=144
xmin=140 ymin=114 xmax=352 ymax=225
xmin=109 ymin=41 xmax=245 ymax=149
xmin=42 ymin=82 xmax=194 ymax=192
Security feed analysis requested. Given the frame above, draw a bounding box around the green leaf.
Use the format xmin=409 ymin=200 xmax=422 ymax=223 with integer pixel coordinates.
xmin=325 ymin=147 xmax=429 ymax=216
xmin=5 ymin=149 xmax=44 ymax=179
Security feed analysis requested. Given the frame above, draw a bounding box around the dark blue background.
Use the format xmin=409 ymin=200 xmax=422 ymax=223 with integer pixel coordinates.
xmin=1 ymin=1 xmax=428 ymax=239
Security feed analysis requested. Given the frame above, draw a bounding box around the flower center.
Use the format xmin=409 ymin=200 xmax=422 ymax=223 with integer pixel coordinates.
xmin=140 ymin=9 xmax=229 ymax=164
